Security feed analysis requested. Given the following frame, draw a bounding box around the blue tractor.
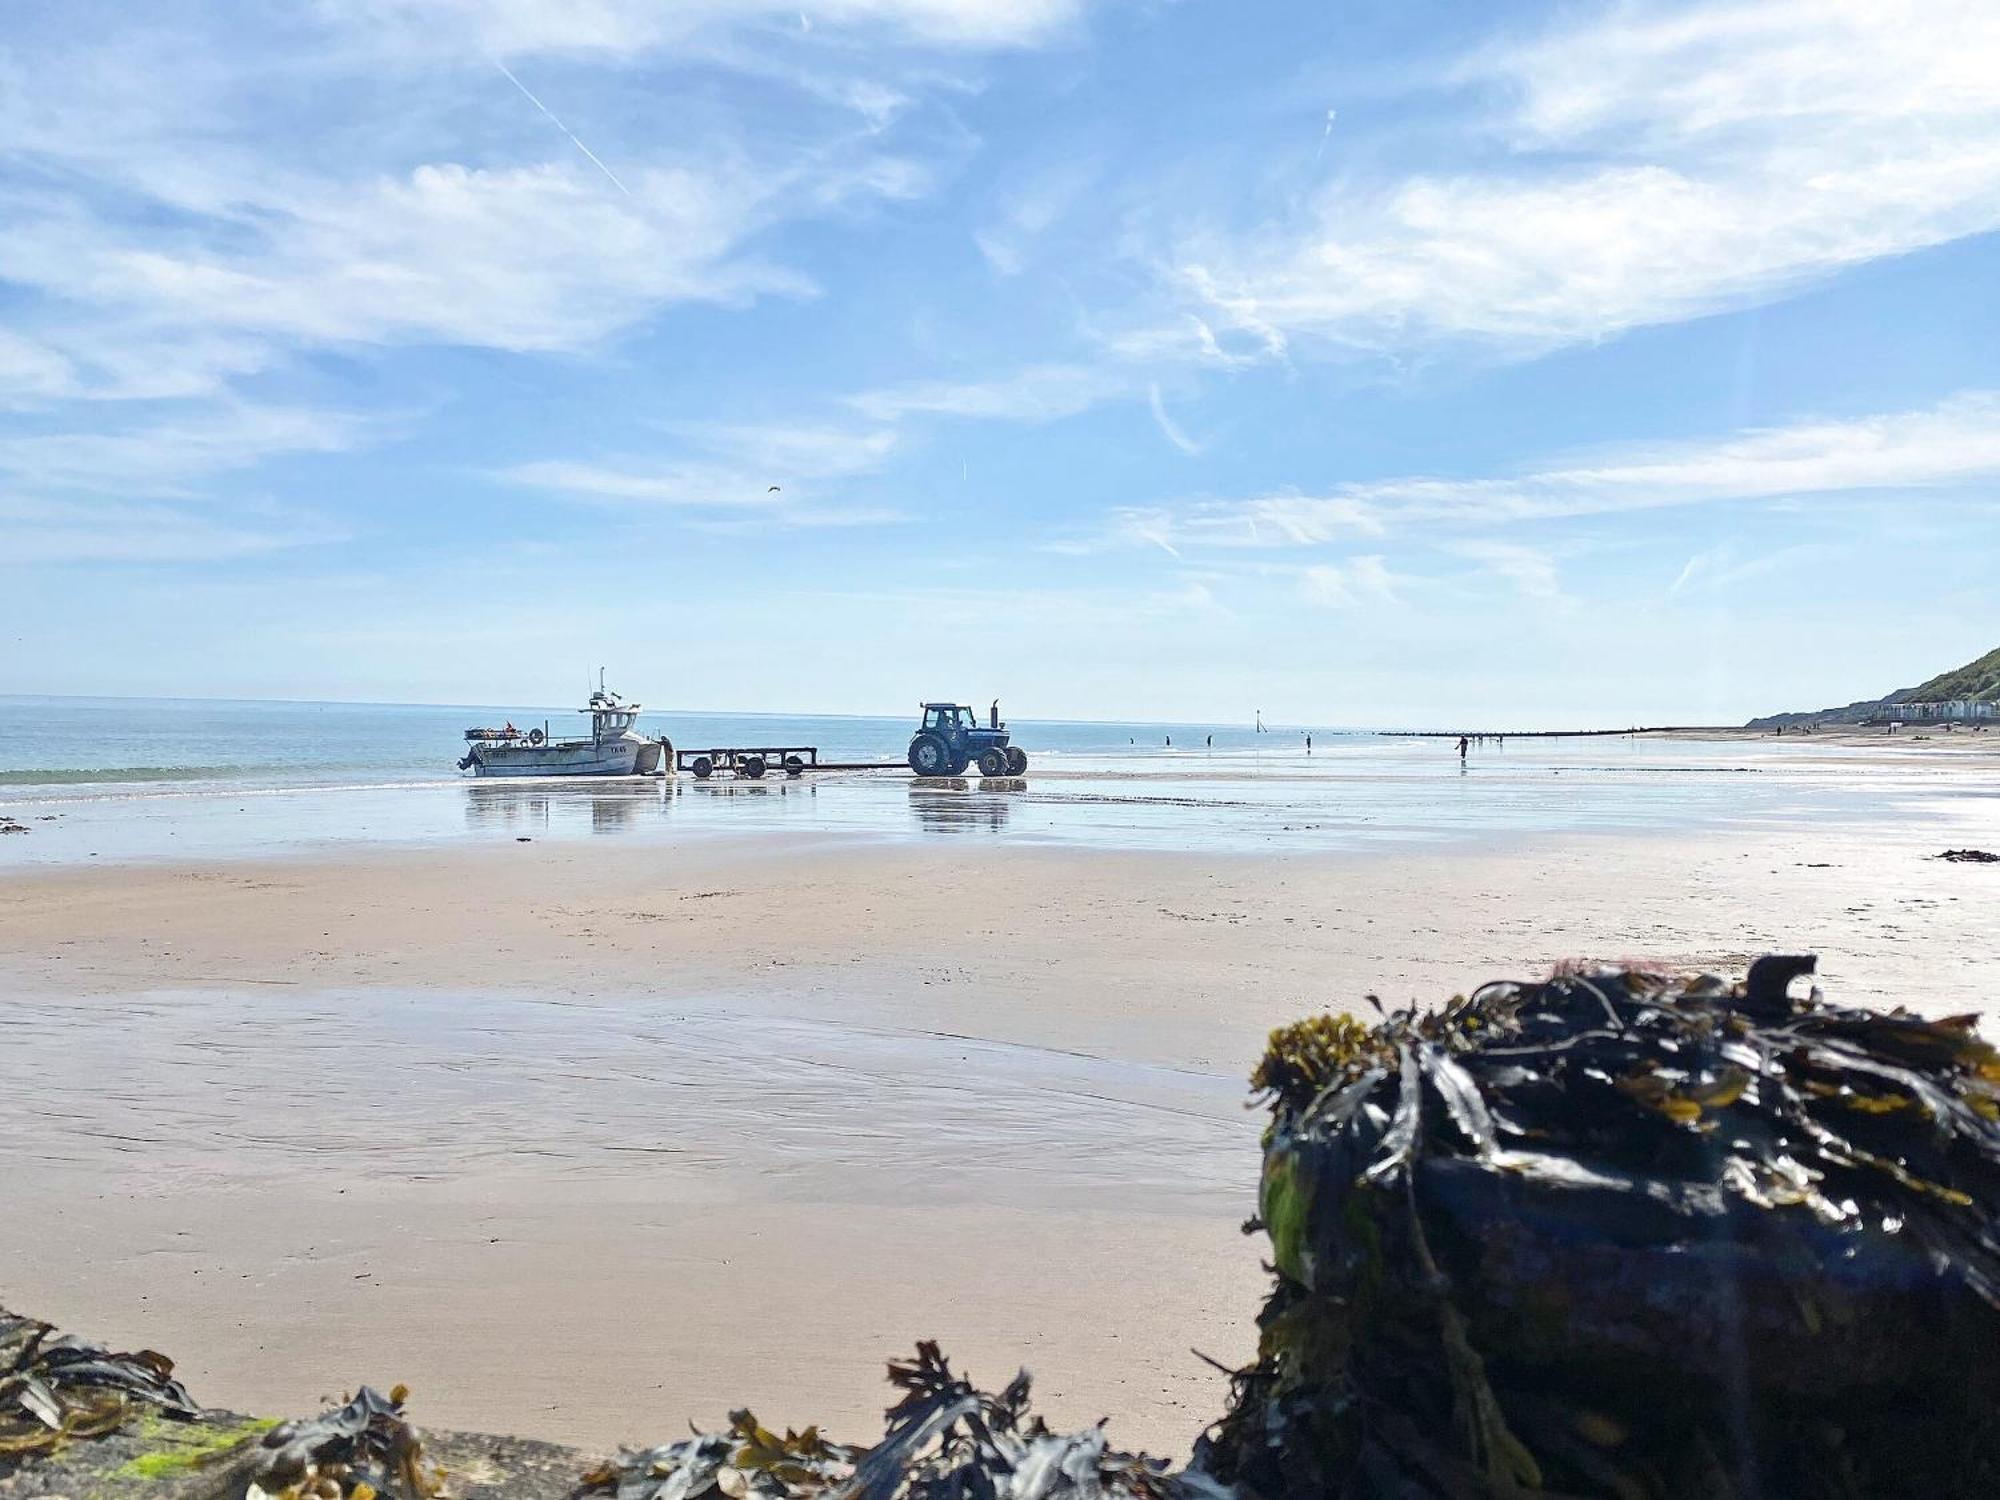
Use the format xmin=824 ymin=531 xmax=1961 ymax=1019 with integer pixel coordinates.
xmin=908 ymin=702 xmax=1028 ymax=777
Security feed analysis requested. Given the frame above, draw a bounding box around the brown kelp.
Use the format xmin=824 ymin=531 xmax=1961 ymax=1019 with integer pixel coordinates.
xmin=1206 ymin=955 xmax=2000 ymax=1498
xmin=244 ymin=1384 xmax=442 ymax=1499
xmin=581 ymin=1342 xmax=1228 ymax=1500
xmin=0 ymin=1311 xmax=200 ymax=1465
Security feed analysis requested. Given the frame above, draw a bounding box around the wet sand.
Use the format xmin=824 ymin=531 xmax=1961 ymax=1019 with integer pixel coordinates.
xmin=4 ymin=787 xmax=2000 ymax=1456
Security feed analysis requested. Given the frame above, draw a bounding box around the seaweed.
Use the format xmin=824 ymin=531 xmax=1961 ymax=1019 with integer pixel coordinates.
xmin=243 ymin=1383 xmax=443 ymax=1500
xmin=0 ymin=1312 xmax=200 ymax=1466
xmin=580 ymin=1341 xmax=1229 ymax=1500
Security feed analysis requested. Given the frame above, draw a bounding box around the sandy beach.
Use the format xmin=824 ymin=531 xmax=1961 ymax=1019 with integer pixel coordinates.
xmin=4 ymin=748 xmax=1999 ymax=1458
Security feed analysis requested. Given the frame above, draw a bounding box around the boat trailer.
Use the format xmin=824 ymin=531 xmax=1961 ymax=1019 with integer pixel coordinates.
xmin=676 ymin=745 xmax=822 ymax=780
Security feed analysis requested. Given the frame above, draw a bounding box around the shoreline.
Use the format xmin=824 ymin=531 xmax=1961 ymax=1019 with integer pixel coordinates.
xmin=6 ymin=803 xmax=2000 ymax=1453
xmin=5 ymin=731 xmax=1997 ymax=876
xmin=1388 ymin=723 xmax=2000 ymax=747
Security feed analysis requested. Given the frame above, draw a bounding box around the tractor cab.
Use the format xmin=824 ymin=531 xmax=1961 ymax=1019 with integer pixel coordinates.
xmin=908 ymin=701 xmax=1028 ymax=778
xmin=921 ymin=703 xmax=974 ymax=734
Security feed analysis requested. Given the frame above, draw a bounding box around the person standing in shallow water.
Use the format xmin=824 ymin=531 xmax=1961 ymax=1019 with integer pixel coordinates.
xmin=1457 ymin=735 xmax=1469 ymax=761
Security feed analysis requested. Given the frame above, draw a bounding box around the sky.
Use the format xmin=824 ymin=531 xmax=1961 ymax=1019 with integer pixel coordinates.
xmin=2 ymin=0 xmax=1997 ymax=726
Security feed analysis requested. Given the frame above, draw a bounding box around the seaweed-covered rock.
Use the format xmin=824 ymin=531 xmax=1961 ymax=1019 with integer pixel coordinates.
xmin=1204 ymin=956 xmax=2000 ymax=1498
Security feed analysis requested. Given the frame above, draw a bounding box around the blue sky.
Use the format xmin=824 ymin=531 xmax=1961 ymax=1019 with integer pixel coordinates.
xmin=3 ymin=0 xmax=1997 ymax=725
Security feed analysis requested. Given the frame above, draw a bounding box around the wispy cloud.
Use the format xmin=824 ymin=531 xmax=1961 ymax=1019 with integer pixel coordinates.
xmin=499 ymin=421 xmax=899 ymax=519
xmin=848 ymin=363 xmax=1128 ymax=424
xmin=0 ymin=157 xmax=882 ymax=361
xmin=0 ymin=495 xmax=345 ymax=565
xmin=1171 ymin=0 xmax=2000 ymax=358
xmin=1668 ymin=540 xmax=1822 ymax=598
xmin=0 ymin=404 xmax=370 ymax=492
xmin=1147 ymin=383 xmax=1203 ymax=456
xmin=1448 ymin=540 xmax=1564 ymax=601
xmin=974 ymin=155 xmax=1102 ymax=274
xmin=329 ymin=0 xmax=1096 ymax=57
xmin=1102 ymin=391 xmax=2000 ymax=551
xmin=0 ymin=332 xmax=76 ymax=405
xmin=0 ymin=0 xmax=1037 ymax=407
xmin=1299 ymin=554 xmax=1398 ymax=608
xmin=807 ymin=576 xmax=1227 ymax=630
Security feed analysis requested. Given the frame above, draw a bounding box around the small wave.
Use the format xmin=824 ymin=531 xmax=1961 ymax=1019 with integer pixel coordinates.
xmin=0 ymin=765 xmax=243 ymax=786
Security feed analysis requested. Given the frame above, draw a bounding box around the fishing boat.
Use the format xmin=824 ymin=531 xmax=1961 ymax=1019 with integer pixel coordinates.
xmin=457 ymin=676 xmax=668 ymax=777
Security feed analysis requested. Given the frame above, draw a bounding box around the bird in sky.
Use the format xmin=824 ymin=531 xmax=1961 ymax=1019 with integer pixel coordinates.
xmin=767 ymin=485 xmax=781 ymax=493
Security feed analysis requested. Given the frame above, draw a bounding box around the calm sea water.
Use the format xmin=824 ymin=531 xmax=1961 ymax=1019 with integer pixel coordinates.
xmin=0 ymin=695 xmax=1310 ymax=789
xmin=2 ymin=695 xmax=1994 ymax=864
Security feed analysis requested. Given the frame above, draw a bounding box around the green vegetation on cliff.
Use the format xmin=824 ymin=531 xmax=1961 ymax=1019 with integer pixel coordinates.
xmin=1747 ymin=642 xmax=2000 ymax=726
xmin=1906 ymin=644 xmax=2000 ymax=704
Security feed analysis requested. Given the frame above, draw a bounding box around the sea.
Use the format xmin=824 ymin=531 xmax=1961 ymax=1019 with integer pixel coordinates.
xmin=0 ymin=694 xmax=1990 ymax=866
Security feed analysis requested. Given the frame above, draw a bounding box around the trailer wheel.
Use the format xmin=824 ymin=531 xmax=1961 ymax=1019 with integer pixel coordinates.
xmin=1006 ymin=746 xmax=1028 ymax=776
xmin=977 ymin=747 xmax=1009 ymax=777
xmin=742 ymin=755 xmax=767 ymax=779
xmin=947 ymin=752 xmax=970 ymax=776
xmin=691 ymin=756 xmax=713 ymax=779
xmin=784 ymin=754 xmax=805 ymax=777
xmin=909 ymin=734 xmax=950 ymax=775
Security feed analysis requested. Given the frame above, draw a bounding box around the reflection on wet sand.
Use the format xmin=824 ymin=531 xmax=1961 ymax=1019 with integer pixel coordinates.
xmin=678 ymin=779 xmax=823 ymax=808
xmin=908 ymin=778 xmax=1023 ymax=835
xmin=463 ymin=779 xmax=659 ymax=835
xmin=2 ymin=987 xmax=1248 ymax=1214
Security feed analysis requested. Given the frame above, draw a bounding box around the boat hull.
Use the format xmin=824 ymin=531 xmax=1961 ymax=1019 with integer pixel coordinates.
xmin=464 ymin=737 xmax=654 ymax=777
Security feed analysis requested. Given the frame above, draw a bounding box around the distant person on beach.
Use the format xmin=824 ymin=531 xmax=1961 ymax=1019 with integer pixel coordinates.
xmin=1306 ymin=733 xmax=1312 ymax=753
xmin=1206 ymin=734 xmax=1212 ymax=748
xmin=1457 ymin=735 xmax=1469 ymax=761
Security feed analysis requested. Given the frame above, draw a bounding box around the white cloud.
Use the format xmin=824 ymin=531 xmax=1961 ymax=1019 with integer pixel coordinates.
xmin=1175 ymin=0 xmax=2000 ymax=356
xmin=1668 ymin=540 xmax=1821 ymax=598
xmin=849 ymin=363 xmax=1127 ymax=424
xmin=0 ymin=495 xmax=343 ymax=566
xmin=1111 ymin=391 xmax=2000 ymax=550
xmin=975 ymin=156 xmax=1102 ymax=274
xmin=0 ymin=404 xmax=368 ymax=492
xmin=1300 ymin=554 xmax=1397 ymax=608
xmin=1147 ymin=383 xmax=1203 ymax=456
xmin=0 ymin=332 xmax=75 ymax=404
xmin=326 ymin=0 xmax=1092 ymax=56
xmin=0 ymin=401 xmax=365 ymax=564
xmin=0 ymin=0 xmax=997 ymax=411
xmin=0 ymin=158 xmax=896 ymax=360
xmin=499 ymin=421 xmax=898 ymax=514
xmin=810 ymin=576 xmax=1225 ymax=630
xmin=0 ymin=0 xmax=991 ymax=564
xmin=688 ymin=504 xmax=911 ymax=535
xmin=1448 ymin=540 xmax=1562 ymax=600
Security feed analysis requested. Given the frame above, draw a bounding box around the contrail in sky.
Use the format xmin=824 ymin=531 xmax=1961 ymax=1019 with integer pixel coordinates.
xmin=493 ymin=59 xmax=632 ymax=197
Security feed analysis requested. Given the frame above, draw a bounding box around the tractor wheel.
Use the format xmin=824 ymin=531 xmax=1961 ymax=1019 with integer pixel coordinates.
xmin=1006 ymin=746 xmax=1028 ymax=776
xmin=691 ymin=756 xmax=714 ymax=780
xmin=742 ymin=755 xmax=767 ymax=779
xmin=947 ymin=753 xmax=970 ymax=776
xmin=977 ymin=747 xmax=1009 ymax=777
xmin=909 ymin=734 xmax=951 ymax=775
